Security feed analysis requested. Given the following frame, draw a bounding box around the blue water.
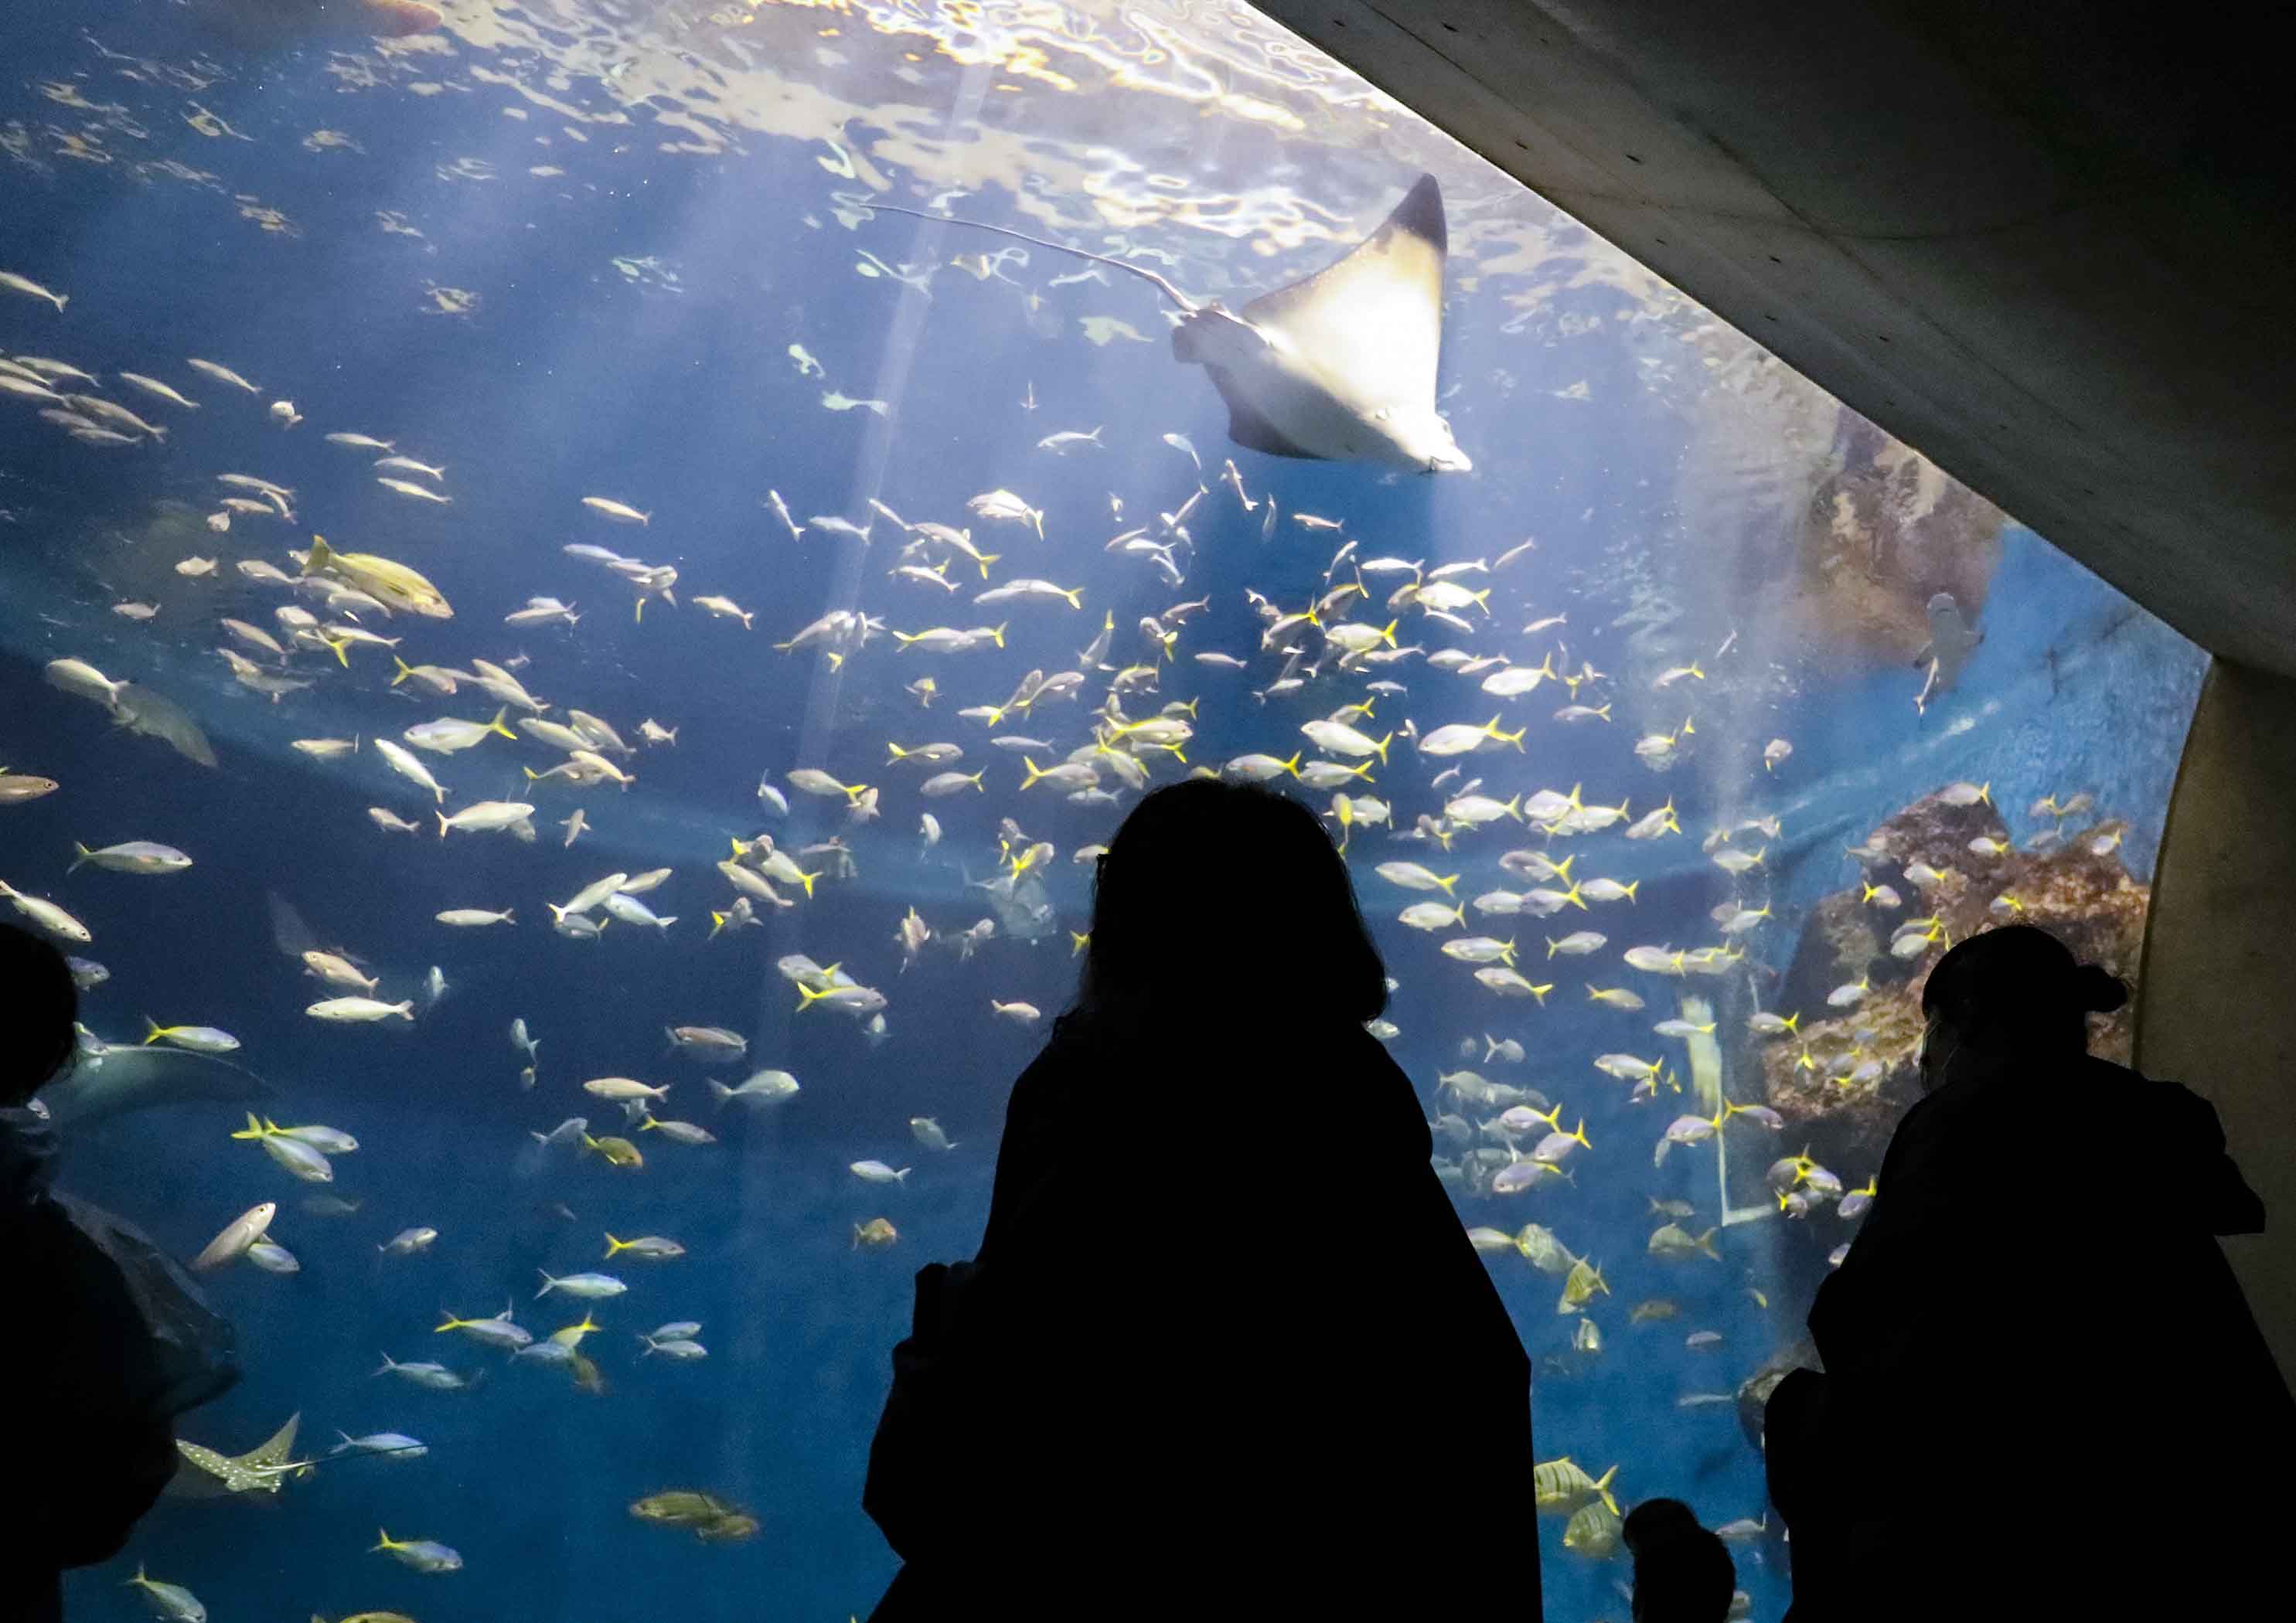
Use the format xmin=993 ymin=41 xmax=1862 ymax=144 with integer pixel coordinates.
xmin=2 ymin=4 xmax=2204 ymax=1619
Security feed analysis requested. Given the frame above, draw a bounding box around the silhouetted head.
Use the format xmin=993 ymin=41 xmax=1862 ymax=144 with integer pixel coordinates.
xmin=0 ymin=923 xmax=79 ymax=1108
xmin=1919 ymin=924 xmax=2126 ymax=1088
xmin=1623 ymin=1498 xmax=1736 ymax=1623
xmin=1070 ymin=779 xmax=1386 ymax=1035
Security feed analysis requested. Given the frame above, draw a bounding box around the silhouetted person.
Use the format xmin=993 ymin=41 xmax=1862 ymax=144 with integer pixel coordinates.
xmin=1768 ymin=924 xmax=2291 ymax=1620
xmin=0 ymin=924 xmax=237 ymax=1621
xmin=1623 ymin=1499 xmax=1735 ymax=1623
xmin=864 ymin=781 xmax=1537 ymax=1620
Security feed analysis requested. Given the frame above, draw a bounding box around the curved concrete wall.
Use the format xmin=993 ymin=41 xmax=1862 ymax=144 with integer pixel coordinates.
xmin=2138 ymin=659 xmax=2296 ymax=1387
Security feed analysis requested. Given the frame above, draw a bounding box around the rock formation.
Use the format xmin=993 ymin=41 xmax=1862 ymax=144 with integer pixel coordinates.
xmin=1757 ymin=787 xmax=2148 ymax=1170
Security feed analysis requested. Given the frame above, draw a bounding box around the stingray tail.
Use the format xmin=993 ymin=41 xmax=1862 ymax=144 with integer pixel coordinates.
xmin=862 ymin=202 xmax=1197 ymax=312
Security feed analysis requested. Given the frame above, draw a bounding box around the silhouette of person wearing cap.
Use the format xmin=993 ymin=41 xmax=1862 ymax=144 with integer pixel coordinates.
xmin=1767 ymin=924 xmax=2291 ymax=1619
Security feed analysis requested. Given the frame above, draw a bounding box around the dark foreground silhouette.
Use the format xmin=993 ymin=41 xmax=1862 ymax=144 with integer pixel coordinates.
xmin=1623 ymin=1498 xmax=1735 ymax=1622
xmin=1768 ymin=925 xmax=2293 ymax=1619
xmin=0 ymin=924 xmax=238 ymax=1622
xmin=864 ymin=781 xmax=1537 ymax=1619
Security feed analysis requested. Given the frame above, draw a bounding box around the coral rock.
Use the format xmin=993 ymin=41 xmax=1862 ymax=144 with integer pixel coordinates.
xmin=1757 ymin=788 xmax=2148 ymax=1173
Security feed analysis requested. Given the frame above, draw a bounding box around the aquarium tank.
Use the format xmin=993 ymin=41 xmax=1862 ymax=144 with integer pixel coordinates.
xmin=2 ymin=2 xmax=2206 ymax=1618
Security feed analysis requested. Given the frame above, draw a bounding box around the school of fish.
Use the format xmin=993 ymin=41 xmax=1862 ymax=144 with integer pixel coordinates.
xmin=0 ymin=29 xmax=2138 ymax=1617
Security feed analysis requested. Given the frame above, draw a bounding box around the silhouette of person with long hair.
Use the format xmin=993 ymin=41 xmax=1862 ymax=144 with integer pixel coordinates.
xmin=864 ymin=780 xmax=1537 ymax=1619
xmin=1767 ymin=924 xmax=2291 ymax=1620
xmin=0 ymin=923 xmax=237 ymax=1621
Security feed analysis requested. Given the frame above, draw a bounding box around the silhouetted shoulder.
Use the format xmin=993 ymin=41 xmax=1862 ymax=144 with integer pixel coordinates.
xmin=1332 ymin=1023 xmax=1437 ymax=1155
xmin=983 ymin=1017 xmax=1426 ymax=1263
xmin=2079 ymin=1060 xmax=2268 ymax=1234
xmin=2095 ymin=1060 xmax=2223 ymax=1141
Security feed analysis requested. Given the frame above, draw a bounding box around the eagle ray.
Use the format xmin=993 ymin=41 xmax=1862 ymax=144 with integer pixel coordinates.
xmin=867 ymin=173 xmax=1469 ymax=474
xmin=166 ymin=1412 xmax=309 ymax=1499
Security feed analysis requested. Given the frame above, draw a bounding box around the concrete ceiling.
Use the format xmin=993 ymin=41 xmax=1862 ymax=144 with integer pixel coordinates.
xmin=1256 ymin=1 xmax=2296 ymax=675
